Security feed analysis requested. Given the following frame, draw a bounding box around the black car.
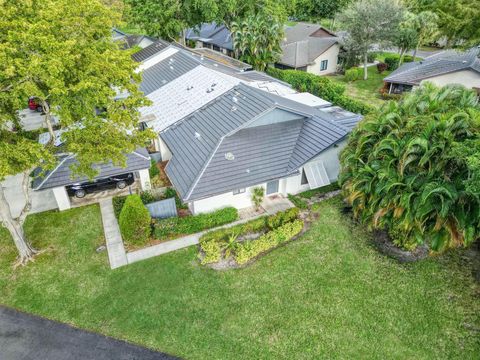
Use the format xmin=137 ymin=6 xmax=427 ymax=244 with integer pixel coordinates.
xmin=66 ymin=173 xmax=135 ymax=198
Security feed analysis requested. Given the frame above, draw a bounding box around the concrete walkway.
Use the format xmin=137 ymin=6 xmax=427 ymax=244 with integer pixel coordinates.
xmin=99 ymin=199 xmax=128 ymax=269
xmin=0 ymin=305 xmax=178 ymax=360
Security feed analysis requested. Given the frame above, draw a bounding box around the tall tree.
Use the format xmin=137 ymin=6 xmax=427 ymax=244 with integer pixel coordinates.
xmin=231 ymin=13 xmax=284 ymax=71
xmin=295 ymin=0 xmax=351 ymax=26
xmin=0 ymin=0 xmax=154 ymax=264
xmin=410 ymin=11 xmax=438 ymax=60
xmin=394 ymin=12 xmax=419 ymax=66
xmin=339 ymin=0 xmax=405 ymax=80
xmin=340 ymin=84 xmax=480 ymax=252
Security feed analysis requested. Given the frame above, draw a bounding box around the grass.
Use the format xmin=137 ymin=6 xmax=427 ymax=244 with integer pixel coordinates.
xmin=1 ymin=200 xmax=479 ymax=359
xmin=329 ymin=65 xmax=392 ymax=108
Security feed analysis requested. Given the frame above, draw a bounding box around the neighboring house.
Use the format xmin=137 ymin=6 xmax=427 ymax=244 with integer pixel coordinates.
xmin=384 ymin=48 xmax=480 ymax=94
xmin=185 ymin=22 xmax=340 ymax=76
xmin=31 ymin=147 xmax=151 ymax=212
xmin=133 ymin=42 xmax=361 ymax=214
xmin=185 ymin=23 xmax=233 ymax=56
xmin=112 ymin=28 xmax=157 ymax=50
xmin=276 ymin=23 xmax=340 ymax=75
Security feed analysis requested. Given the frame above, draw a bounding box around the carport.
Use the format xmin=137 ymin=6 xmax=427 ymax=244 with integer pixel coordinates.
xmin=32 ymin=148 xmax=152 ymax=211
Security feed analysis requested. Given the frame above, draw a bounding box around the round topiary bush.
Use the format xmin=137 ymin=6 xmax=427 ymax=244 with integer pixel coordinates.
xmin=119 ymin=194 xmax=152 ymax=246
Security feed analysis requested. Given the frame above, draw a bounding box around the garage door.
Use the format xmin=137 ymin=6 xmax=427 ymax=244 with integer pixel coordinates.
xmin=303 ymin=160 xmax=331 ymax=189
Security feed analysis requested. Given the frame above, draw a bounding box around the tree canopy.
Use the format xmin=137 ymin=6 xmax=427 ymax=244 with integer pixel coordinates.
xmin=338 ymin=0 xmax=405 ymax=79
xmin=340 ymin=84 xmax=480 ymax=252
xmin=0 ymin=0 xmax=154 ymax=263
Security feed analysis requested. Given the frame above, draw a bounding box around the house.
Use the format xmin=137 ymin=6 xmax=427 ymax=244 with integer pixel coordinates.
xmin=112 ymin=28 xmax=157 ymax=49
xmin=133 ymin=42 xmax=361 ymax=214
xmin=185 ymin=23 xmax=233 ymax=56
xmin=384 ymin=48 xmax=480 ymax=94
xmin=185 ymin=22 xmax=340 ymax=76
xmin=276 ymin=23 xmax=340 ymax=75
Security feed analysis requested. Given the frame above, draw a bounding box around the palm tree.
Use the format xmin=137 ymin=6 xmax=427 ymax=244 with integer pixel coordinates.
xmin=340 ymin=83 xmax=480 ymax=251
xmin=231 ymin=13 xmax=284 ymax=71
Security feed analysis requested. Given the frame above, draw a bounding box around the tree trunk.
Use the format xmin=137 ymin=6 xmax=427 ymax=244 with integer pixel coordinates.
xmin=363 ymin=52 xmax=368 ymax=80
xmin=398 ymin=48 xmax=406 ymax=67
xmin=41 ymin=100 xmax=56 ymax=143
xmin=0 ymin=182 xmax=36 ymax=264
xmin=412 ymin=43 xmax=419 ymax=61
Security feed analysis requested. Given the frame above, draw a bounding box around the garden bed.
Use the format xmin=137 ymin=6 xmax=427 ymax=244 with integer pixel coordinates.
xmin=198 ymin=208 xmax=307 ymax=269
xmin=372 ymin=230 xmax=429 ymax=263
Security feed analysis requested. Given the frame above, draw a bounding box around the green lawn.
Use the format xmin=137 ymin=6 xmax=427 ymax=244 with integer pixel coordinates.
xmin=1 ymin=200 xmax=479 ymax=359
xmin=329 ymin=65 xmax=392 ymax=108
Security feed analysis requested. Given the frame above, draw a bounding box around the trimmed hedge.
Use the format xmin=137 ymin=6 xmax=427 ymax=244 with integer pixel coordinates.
xmin=384 ymin=54 xmax=414 ymax=71
xmin=297 ymin=182 xmax=340 ymax=199
xmin=154 ymin=207 xmax=238 ymax=240
xmin=119 ymin=195 xmax=152 ymax=246
xmin=234 ymin=220 xmax=304 ymax=265
xmin=199 ymin=208 xmax=302 ymax=265
xmin=266 ymin=67 xmax=374 ymax=115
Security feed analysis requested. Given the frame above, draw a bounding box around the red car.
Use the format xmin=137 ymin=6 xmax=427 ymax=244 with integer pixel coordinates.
xmin=28 ymin=97 xmax=43 ymax=112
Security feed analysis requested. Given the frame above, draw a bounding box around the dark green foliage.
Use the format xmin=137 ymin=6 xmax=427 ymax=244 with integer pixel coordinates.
xmin=367 ymin=52 xmax=379 ymax=63
xmin=267 ymin=207 xmax=300 ymax=230
xmin=287 ymin=194 xmax=308 ymax=209
xmin=164 ymin=187 xmax=188 ymax=210
xmin=153 ymin=207 xmax=238 ymax=240
xmin=149 ymin=158 xmax=160 ymax=178
xmin=113 ymin=196 xmax=127 ymax=219
xmin=340 ymin=83 xmax=480 ymax=251
xmin=266 ymin=68 xmax=374 ymax=115
xmin=119 ymin=195 xmax=152 ymax=246
xmin=384 ymin=54 xmax=414 ymax=71
xmin=297 ymin=182 xmax=340 ymax=199
xmin=139 ymin=190 xmax=157 ymax=205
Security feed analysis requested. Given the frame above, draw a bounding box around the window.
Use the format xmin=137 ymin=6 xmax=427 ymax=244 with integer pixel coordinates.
xmin=320 ymin=60 xmax=328 ymax=71
xmin=233 ymin=188 xmax=246 ymax=195
xmin=301 ymin=169 xmax=309 ymax=185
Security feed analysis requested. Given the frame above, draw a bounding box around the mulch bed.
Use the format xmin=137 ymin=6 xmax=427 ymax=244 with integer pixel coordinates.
xmin=371 ymin=230 xmax=429 ymax=263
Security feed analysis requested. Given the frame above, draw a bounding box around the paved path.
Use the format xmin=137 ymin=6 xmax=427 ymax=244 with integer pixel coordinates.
xmin=0 ymin=306 xmax=178 ymax=360
xmin=100 ymin=198 xmax=128 ymax=269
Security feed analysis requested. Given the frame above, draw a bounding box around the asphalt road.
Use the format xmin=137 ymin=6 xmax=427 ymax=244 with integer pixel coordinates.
xmin=0 ymin=306 xmax=179 ymax=360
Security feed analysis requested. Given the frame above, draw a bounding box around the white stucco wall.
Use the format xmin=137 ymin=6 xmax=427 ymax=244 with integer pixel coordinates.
xmin=306 ymin=44 xmax=339 ymax=76
xmin=158 ymin=137 xmax=172 ymax=161
xmin=191 ymin=140 xmax=347 ymax=214
xmin=52 ymin=186 xmax=71 ymax=211
xmin=419 ymin=70 xmax=480 ymax=89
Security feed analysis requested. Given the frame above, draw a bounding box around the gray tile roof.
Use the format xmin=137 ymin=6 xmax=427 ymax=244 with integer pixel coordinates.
xmin=139 ymin=50 xmax=199 ymax=95
xmin=384 ymin=48 xmax=480 ymax=85
xmin=132 ymin=39 xmax=171 ymax=62
xmin=32 ymin=148 xmax=151 ymax=190
xmin=279 ymin=37 xmax=338 ymax=68
xmin=185 ymin=23 xmax=233 ymax=50
xmin=160 ymin=83 xmax=350 ymax=201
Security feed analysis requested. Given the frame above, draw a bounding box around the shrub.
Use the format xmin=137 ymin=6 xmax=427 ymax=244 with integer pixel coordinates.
xmin=113 ymin=196 xmax=127 ymax=219
xmin=384 ymin=54 xmax=415 ymax=71
xmin=140 ymin=190 xmax=157 ymax=205
xmin=297 ymin=182 xmax=340 ymax=199
xmin=267 ymin=68 xmax=374 ymax=115
xmin=345 ymin=68 xmax=362 ymax=82
xmin=267 ymin=207 xmax=299 ymax=230
xmin=119 ymin=195 xmax=152 ymax=246
xmin=367 ymin=52 xmax=378 ymax=63
xmin=234 ymin=220 xmax=304 ymax=265
xmin=200 ymin=240 xmax=222 ymax=264
xmin=287 ymin=194 xmax=308 ymax=209
xmin=376 ymin=62 xmax=388 ymax=73
xmin=163 ymin=187 xmax=188 ymax=210
xmin=200 ymin=216 xmax=268 ymax=244
xmin=251 ymin=187 xmax=264 ymax=210
xmin=154 ymin=207 xmax=238 ymax=239
xmin=149 ymin=158 xmax=160 ymax=178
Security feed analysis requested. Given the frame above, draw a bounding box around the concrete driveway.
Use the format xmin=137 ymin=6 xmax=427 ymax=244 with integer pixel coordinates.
xmin=0 ymin=306 xmax=179 ymax=360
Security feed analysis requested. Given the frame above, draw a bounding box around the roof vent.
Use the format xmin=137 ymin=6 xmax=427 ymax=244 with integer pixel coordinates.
xmin=232 ymin=96 xmax=238 ymax=103
xmin=246 ymin=169 xmax=250 ymax=173
xmin=162 ymin=79 xmax=167 ymax=84
xmin=211 ymin=82 xmax=217 ymax=87
xmin=462 ymin=60 xmax=467 ymax=63
xmin=231 ymin=105 xmax=237 ymax=112
xmin=194 ymin=131 xmax=201 ymax=139
xmin=187 ymin=85 xmax=194 ymax=91
xmin=169 ymin=65 xmax=174 ymax=70
xmin=200 ymin=56 xmax=204 ymax=61
xmin=213 ymin=63 xmax=218 ymax=67
xmin=225 ymin=152 xmax=235 ymax=161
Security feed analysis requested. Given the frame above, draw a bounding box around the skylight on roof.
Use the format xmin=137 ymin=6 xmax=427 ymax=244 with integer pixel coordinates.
xmin=225 ymin=152 xmax=235 ymax=161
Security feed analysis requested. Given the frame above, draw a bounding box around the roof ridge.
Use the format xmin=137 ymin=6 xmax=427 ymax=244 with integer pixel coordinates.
xmin=33 ymin=154 xmax=74 ymax=190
